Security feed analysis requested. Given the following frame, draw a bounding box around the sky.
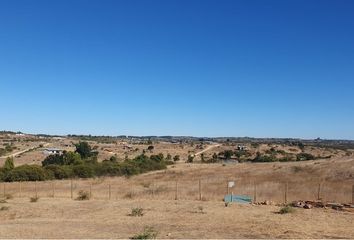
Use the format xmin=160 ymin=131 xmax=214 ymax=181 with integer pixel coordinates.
xmin=0 ymin=0 xmax=353 ymax=139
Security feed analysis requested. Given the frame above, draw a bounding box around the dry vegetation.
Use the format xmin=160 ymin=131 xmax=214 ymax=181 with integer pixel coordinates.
xmin=0 ymin=132 xmax=353 ymax=238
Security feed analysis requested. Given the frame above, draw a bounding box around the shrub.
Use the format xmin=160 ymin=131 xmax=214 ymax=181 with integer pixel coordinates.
xmin=76 ymin=190 xmax=90 ymax=200
xmin=131 ymin=226 xmax=158 ymax=239
xmin=4 ymin=157 xmax=15 ymax=171
xmin=72 ymin=164 xmax=94 ymax=178
xmin=42 ymin=154 xmax=64 ymax=166
xmin=4 ymin=194 xmax=13 ymax=200
xmin=187 ymin=155 xmax=194 ymax=163
xmin=0 ymin=206 xmax=9 ymax=211
xmin=253 ymin=153 xmax=277 ymax=162
xmin=129 ymin=207 xmax=144 ymax=217
xmin=4 ymin=165 xmax=49 ymax=182
xmin=173 ymin=155 xmax=180 ymax=161
xmin=279 ymin=206 xmax=295 ymax=214
xmin=296 ymin=153 xmax=315 ymax=161
xmin=45 ymin=165 xmax=70 ymax=179
xmin=30 ymin=196 xmax=39 ymax=202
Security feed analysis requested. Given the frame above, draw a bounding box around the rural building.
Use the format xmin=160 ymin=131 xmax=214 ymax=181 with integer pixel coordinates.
xmin=43 ymin=148 xmax=63 ymax=155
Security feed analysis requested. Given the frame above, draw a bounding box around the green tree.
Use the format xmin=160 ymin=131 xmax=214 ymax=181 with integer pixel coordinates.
xmin=173 ymin=155 xmax=180 ymax=162
xmin=63 ymin=151 xmax=82 ymax=165
xmin=4 ymin=157 xmax=15 ymax=171
xmin=200 ymin=153 xmax=205 ymax=162
xmin=166 ymin=153 xmax=172 ymax=161
xmin=223 ymin=150 xmax=233 ymax=160
xmin=75 ymin=142 xmax=93 ymax=159
xmin=147 ymin=145 xmax=154 ymax=152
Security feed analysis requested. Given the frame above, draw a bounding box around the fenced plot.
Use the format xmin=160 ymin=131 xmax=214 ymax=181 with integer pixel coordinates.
xmin=1 ymin=177 xmax=353 ymax=204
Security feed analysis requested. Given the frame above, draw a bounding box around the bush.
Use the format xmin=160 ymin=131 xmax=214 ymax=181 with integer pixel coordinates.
xmin=129 ymin=207 xmax=144 ymax=217
xmin=45 ymin=165 xmax=70 ymax=179
xmin=4 ymin=157 xmax=15 ymax=171
xmin=296 ymin=153 xmax=315 ymax=161
xmin=253 ymin=153 xmax=277 ymax=162
xmin=72 ymin=164 xmax=94 ymax=178
xmin=131 ymin=226 xmax=158 ymax=239
xmin=0 ymin=206 xmax=9 ymax=211
xmin=30 ymin=196 xmax=39 ymax=202
xmin=279 ymin=206 xmax=295 ymax=214
xmin=4 ymin=165 xmax=50 ymax=182
xmin=42 ymin=154 xmax=64 ymax=166
xmin=76 ymin=190 xmax=90 ymax=200
xmin=4 ymin=194 xmax=13 ymax=200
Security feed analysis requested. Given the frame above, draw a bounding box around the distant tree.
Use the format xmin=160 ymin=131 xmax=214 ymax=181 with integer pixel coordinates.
xmin=166 ymin=153 xmax=172 ymax=161
xmin=212 ymin=153 xmax=218 ymax=161
xmin=223 ymin=150 xmax=233 ymax=160
xmin=147 ymin=145 xmax=154 ymax=152
xmin=173 ymin=155 xmax=180 ymax=161
xmin=4 ymin=157 xmax=14 ymax=171
xmin=187 ymin=155 xmax=194 ymax=163
xmin=42 ymin=154 xmax=63 ymax=166
xmin=200 ymin=153 xmax=205 ymax=162
xmin=109 ymin=155 xmax=118 ymax=162
xmin=75 ymin=142 xmax=93 ymax=159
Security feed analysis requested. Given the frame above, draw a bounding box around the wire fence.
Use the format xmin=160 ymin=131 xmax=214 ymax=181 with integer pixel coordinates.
xmin=1 ymin=177 xmax=353 ymax=204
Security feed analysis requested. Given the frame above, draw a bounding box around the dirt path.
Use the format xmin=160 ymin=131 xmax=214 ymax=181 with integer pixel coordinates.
xmin=194 ymin=143 xmax=220 ymax=156
xmin=0 ymin=143 xmax=49 ymax=159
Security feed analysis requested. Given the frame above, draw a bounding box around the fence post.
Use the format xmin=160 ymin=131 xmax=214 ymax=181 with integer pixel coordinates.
xmin=317 ymin=183 xmax=321 ymax=200
xmin=284 ymin=182 xmax=288 ymax=204
xmin=152 ymin=181 xmax=155 ymax=199
xmin=175 ymin=180 xmax=178 ymax=200
xmin=253 ymin=182 xmax=257 ymax=203
xmin=70 ymin=179 xmax=73 ymax=199
xmin=109 ymin=184 xmax=111 ymax=200
xmin=352 ymin=185 xmax=354 ymax=204
xmin=226 ymin=180 xmax=229 ymax=195
xmin=199 ymin=179 xmax=202 ymax=201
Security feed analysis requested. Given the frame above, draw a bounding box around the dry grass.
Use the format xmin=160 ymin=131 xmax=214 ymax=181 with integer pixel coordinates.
xmin=0 ymin=198 xmax=352 ymax=239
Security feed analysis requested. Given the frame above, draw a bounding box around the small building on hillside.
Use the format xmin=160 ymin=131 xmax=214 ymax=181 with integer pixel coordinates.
xmin=43 ymin=148 xmax=63 ymax=155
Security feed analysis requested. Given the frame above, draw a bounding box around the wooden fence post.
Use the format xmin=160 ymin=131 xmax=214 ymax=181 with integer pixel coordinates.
xmin=199 ymin=179 xmax=202 ymax=201
xmin=152 ymin=181 xmax=155 ymax=199
xmin=284 ymin=182 xmax=288 ymax=204
xmin=175 ymin=180 xmax=178 ymax=200
xmin=70 ymin=179 xmax=73 ymax=199
xmin=227 ymin=180 xmax=229 ymax=195
xmin=253 ymin=182 xmax=257 ymax=203
xmin=352 ymin=185 xmax=354 ymax=204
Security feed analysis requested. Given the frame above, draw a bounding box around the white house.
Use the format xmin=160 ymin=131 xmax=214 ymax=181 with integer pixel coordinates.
xmin=43 ymin=148 xmax=63 ymax=155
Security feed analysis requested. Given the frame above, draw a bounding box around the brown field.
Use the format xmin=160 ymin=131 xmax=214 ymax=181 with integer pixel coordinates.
xmin=0 ymin=198 xmax=353 ymax=239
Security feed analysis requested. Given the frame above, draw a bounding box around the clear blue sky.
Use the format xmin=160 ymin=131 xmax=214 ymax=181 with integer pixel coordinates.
xmin=0 ymin=0 xmax=353 ymax=139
